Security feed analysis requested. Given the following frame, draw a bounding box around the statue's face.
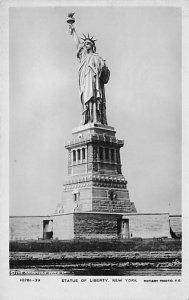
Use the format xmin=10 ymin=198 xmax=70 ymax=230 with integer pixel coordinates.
xmin=85 ymin=41 xmax=93 ymax=51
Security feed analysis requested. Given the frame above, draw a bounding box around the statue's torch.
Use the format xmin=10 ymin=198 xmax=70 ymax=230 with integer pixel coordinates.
xmin=66 ymin=12 xmax=75 ymax=25
xmin=67 ymin=12 xmax=75 ymax=35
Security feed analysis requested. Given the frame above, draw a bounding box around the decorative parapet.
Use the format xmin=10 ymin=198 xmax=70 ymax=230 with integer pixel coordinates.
xmin=63 ymin=174 xmax=127 ymax=190
xmin=65 ymin=133 xmax=124 ymax=149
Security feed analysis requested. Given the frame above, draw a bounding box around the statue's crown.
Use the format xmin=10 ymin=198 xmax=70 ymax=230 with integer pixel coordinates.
xmin=81 ymin=33 xmax=97 ymax=45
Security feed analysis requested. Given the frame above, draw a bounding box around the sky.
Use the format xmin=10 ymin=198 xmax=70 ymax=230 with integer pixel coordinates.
xmin=9 ymin=7 xmax=181 ymax=216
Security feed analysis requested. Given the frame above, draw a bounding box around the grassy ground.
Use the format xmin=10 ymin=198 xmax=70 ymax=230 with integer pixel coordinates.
xmin=9 ymin=239 xmax=181 ymax=275
xmin=10 ymin=251 xmax=181 ymax=275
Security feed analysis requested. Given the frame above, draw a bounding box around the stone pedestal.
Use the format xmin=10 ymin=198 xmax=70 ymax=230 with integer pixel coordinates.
xmin=56 ymin=123 xmax=137 ymax=214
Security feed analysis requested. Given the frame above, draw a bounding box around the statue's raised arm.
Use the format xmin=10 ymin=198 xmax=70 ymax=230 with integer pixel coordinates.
xmin=69 ymin=24 xmax=80 ymax=49
xmin=66 ymin=12 xmax=110 ymax=125
xmin=67 ymin=12 xmax=80 ymax=49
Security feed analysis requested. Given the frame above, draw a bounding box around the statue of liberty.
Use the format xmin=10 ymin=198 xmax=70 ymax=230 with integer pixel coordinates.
xmin=67 ymin=13 xmax=110 ymax=125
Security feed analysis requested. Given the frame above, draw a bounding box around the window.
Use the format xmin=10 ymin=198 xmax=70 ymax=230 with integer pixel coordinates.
xmin=105 ymin=148 xmax=109 ymax=160
xmin=109 ymin=191 xmax=114 ymax=200
xmin=77 ymin=149 xmax=81 ymax=160
xmin=73 ymin=150 xmax=76 ymax=162
xmin=99 ymin=147 xmax=103 ymax=160
xmin=82 ymin=148 xmax=85 ymax=160
xmin=73 ymin=190 xmax=80 ymax=202
xmin=111 ymin=149 xmax=114 ymax=161
xmin=108 ymin=189 xmax=117 ymax=201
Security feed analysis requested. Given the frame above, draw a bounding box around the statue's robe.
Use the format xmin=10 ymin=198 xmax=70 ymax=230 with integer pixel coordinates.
xmin=77 ymin=44 xmax=109 ymax=124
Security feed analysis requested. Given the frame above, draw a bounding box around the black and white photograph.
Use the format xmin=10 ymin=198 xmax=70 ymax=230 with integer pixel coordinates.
xmin=1 ymin=1 xmax=189 ymax=299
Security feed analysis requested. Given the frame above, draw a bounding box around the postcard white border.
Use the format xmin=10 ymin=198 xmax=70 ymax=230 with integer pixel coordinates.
xmin=1 ymin=0 xmax=189 ymax=299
